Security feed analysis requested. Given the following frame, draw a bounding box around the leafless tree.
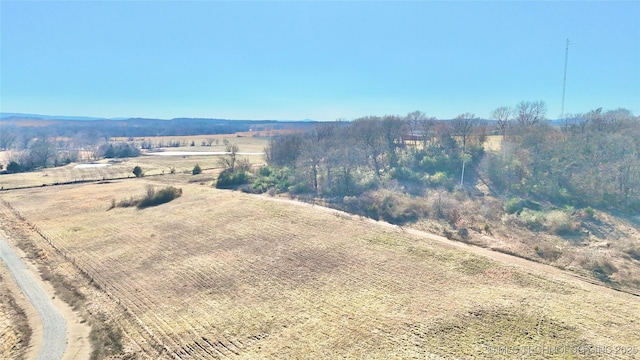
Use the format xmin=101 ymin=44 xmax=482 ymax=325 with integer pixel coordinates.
xmin=353 ymin=117 xmax=384 ymax=176
xmin=491 ymin=106 xmax=513 ymax=137
xmin=515 ymin=100 xmax=547 ymax=126
xmin=27 ymin=138 xmax=57 ymax=168
xmin=218 ymin=139 xmax=239 ymax=172
xmin=450 ymin=113 xmax=478 ymax=151
xmin=406 ymin=110 xmax=426 ymax=146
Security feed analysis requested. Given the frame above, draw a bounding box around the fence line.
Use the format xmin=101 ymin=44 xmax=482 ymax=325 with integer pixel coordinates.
xmin=0 ymin=198 xmax=170 ymax=355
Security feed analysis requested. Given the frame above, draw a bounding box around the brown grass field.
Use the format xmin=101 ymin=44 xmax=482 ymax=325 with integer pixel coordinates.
xmin=1 ymin=178 xmax=639 ymax=359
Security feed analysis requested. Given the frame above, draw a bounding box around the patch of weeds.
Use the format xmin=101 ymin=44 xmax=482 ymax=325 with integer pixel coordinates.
xmin=504 ymin=197 xmax=524 ymax=214
xmin=534 ymin=243 xmax=562 ymax=262
xmin=136 ymin=186 xmax=182 ymax=209
xmin=546 ymin=210 xmax=580 ymax=236
xmin=517 ymin=208 xmax=546 ymax=231
xmin=406 ymin=306 xmax=587 ymax=358
xmin=456 ymin=254 xmax=494 ymax=275
xmin=89 ymin=313 xmax=124 ymax=360
xmin=110 ymin=185 xmax=182 ymax=210
xmin=38 ymin=265 xmax=85 ymax=310
xmin=361 ymin=232 xmax=404 ymax=247
xmin=457 ymin=227 xmax=469 ymax=240
xmin=592 ymin=260 xmax=617 ymax=284
xmin=624 ymin=247 xmax=640 ymax=262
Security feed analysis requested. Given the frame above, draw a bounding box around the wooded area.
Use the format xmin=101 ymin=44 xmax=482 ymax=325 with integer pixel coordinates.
xmin=261 ymin=105 xmax=640 ymax=215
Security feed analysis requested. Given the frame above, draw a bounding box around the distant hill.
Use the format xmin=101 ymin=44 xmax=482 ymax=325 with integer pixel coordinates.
xmin=0 ymin=112 xmax=130 ymax=121
xmin=0 ymin=112 xmax=323 ymax=123
xmin=0 ymin=114 xmax=321 ymax=137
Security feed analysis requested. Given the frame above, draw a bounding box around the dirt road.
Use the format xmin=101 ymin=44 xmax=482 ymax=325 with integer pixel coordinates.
xmin=0 ymin=236 xmax=67 ymax=360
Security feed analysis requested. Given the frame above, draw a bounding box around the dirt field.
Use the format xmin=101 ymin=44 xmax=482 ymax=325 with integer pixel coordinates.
xmin=1 ymin=178 xmax=639 ymax=359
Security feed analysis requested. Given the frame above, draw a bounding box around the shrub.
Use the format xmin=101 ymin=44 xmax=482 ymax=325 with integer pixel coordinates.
xmin=6 ymin=161 xmax=22 ymax=173
xmin=258 ymin=166 xmax=272 ymax=177
xmin=343 ymin=191 xmax=427 ymax=225
xmin=100 ymin=143 xmax=140 ymax=158
xmin=288 ymin=182 xmax=314 ymax=194
xmin=116 ymin=197 xmax=138 ymax=208
xmin=252 ymin=166 xmax=292 ymax=193
xmin=132 ymin=166 xmax=143 ymax=178
xmin=534 ymin=243 xmax=562 ymax=261
xmin=517 ymin=208 xmax=546 ymax=231
xmin=136 ymin=186 xmax=182 ymax=209
xmin=504 ymin=197 xmax=524 ymax=214
xmin=446 ymin=208 xmax=461 ymax=226
xmin=592 ymin=260 xmax=617 ymax=283
xmin=580 ymin=207 xmax=595 ymax=219
xmin=192 ymin=164 xmax=202 ymax=175
xmin=216 ymin=169 xmax=251 ymax=189
xmin=546 ymin=210 xmax=577 ymax=235
xmin=111 ymin=186 xmax=182 ymax=209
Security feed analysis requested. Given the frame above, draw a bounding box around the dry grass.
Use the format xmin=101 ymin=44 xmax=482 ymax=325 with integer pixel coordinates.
xmin=0 ymin=267 xmax=30 ymax=359
xmin=1 ymin=181 xmax=640 ymax=358
xmin=484 ymin=135 xmax=503 ymax=151
xmin=112 ymin=133 xmax=270 ymax=153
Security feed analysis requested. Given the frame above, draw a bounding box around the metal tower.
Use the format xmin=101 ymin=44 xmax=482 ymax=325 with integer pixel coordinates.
xmin=561 ymin=38 xmax=571 ymax=119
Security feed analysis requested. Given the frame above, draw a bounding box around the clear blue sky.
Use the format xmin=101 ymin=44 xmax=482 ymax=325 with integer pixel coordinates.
xmin=1 ymin=1 xmax=639 ymax=120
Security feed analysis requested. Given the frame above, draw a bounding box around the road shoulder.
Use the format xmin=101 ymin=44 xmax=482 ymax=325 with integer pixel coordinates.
xmin=0 ymin=226 xmax=92 ymax=360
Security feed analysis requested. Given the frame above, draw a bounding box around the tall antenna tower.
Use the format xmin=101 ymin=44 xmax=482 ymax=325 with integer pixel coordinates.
xmin=561 ymin=38 xmax=571 ymax=119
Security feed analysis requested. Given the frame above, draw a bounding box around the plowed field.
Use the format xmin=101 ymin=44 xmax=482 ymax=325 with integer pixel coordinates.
xmin=1 ymin=180 xmax=639 ymax=359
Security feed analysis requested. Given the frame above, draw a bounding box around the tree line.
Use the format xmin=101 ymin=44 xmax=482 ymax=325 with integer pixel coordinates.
xmin=258 ymin=102 xmax=639 ymax=215
xmin=482 ymin=106 xmax=640 ymax=212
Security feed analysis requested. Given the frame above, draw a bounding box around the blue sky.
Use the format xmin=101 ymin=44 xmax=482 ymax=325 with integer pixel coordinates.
xmin=1 ymin=1 xmax=639 ymax=120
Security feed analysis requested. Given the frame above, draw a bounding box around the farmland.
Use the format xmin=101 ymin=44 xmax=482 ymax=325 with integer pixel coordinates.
xmin=1 ymin=178 xmax=639 ymax=358
xmin=0 ymin=133 xmax=269 ymax=189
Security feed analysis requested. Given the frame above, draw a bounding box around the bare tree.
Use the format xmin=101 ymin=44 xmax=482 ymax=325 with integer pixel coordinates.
xmin=26 ymin=138 xmax=57 ymax=168
xmin=450 ymin=113 xmax=479 ymax=188
xmin=305 ymin=123 xmax=337 ymax=193
xmin=265 ymin=133 xmax=303 ymax=167
xmin=381 ymin=115 xmax=405 ymax=167
xmin=515 ymin=100 xmax=547 ymax=126
xmin=218 ymin=139 xmax=239 ymax=172
xmin=491 ymin=106 xmax=513 ymax=137
xmin=419 ymin=116 xmax=437 ymax=148
xmin=450 ymin=113 xmax=478 ymax=151
xmin=353 ymin=117 xmax=384 ymax=176
xmin=406 ymin=110 xmax=426 ymax=146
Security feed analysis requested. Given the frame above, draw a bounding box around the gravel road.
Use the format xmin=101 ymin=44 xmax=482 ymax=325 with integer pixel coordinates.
xmin=0 ymin=236 xmax=67 ymax=360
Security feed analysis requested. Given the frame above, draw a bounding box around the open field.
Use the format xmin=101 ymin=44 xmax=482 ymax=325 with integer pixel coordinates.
xmin=1 ymin=179 xmax=639 ymax=359
xmin=0 ymin=134 xmax=268 ymax=189
xmin=111 ymin=128 xmax=304 ymax=145
xmin=484 ymin=134 xmax=502 ymax=151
